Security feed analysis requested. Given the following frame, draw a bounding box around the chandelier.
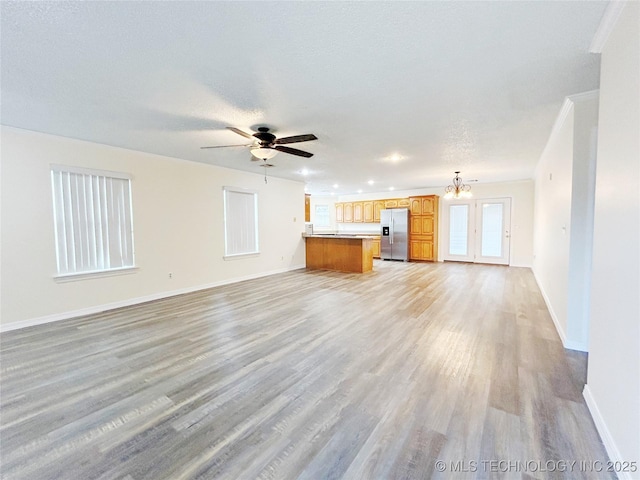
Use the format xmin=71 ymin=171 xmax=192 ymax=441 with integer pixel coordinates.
xmin=444 ymin=171 xmax=472 ymax=199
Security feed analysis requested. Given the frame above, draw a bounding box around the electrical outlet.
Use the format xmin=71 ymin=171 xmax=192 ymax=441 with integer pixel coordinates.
xmin=169 ymin=272 xmax=173 ymax=279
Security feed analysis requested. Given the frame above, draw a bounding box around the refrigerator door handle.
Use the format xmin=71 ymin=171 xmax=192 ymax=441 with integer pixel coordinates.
xmin=390 ymin=217 xmax=394 ymax=244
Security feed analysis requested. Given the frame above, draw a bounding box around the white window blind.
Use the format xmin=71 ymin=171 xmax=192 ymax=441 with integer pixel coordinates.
xmin=223 ymin=187 xmax=259 ymax=257
xmin=51 ymin=165 xmax=135 ymax=276
xmin=314 ymin=205 xmax=331 ymax=227
xmin=449 ymin=204 xmax=469 ymax=256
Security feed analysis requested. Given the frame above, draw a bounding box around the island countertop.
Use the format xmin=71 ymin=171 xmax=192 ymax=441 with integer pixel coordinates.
xmin=302 ymin=233 xmax=379 ymax=239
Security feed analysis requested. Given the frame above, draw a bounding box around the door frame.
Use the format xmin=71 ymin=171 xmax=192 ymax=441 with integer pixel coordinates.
xmin=441 ymin=197 xmax=512 ymax=265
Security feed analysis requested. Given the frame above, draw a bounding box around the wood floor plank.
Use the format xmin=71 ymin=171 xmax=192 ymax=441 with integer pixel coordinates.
xmin=0 ymin=262 xmax=615 ymax=479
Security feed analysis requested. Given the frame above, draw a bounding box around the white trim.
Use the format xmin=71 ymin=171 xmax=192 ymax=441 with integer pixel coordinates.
xmin=223 ymin=252 xmax=260 ymax=261
xmin=54 ymin=267 xmax=139 ymax=283
xmin=589 ymin=1 xmax=628 ymax=53
xmin=0 ymin=264 xmax=306 ymax=332
xmin=535 ymin=91 xmax=599 ymax=181
xmin=535 ymin=98 xmax=574 ymax=181
xmin=50 ymin=164 xmax=132 ymax=180
xmin=567 ymin=89 xmax=600 ymax=103
xmin=532 ymin=268 xmax=589 ymax=352
xmin=583 ymin=385 xmax=634 ymax=480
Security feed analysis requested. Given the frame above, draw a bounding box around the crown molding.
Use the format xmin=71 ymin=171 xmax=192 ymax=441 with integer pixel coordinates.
xmin=567 ymin=89 xmax=600 ymax=103
xmin=589 ymin=1 xmax=628 ymax=53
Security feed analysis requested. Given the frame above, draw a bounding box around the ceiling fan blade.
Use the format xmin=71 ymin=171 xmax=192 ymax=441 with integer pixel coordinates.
xmin=226 ymin=127 xmax=254 ymax=139
xmin=274 ymin=145 xmax=314 ymax=158
xmin=274 ymin=134 xmax=317 ymax=145
xmin=201 ymin=144 xmax=252 ymax=149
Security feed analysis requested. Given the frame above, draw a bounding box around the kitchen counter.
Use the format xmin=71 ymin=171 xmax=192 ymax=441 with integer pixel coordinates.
xmin=302 ymin=233 xmax=379 ymax=239
xmin=303 ymin=235 xmax=374 ymax=273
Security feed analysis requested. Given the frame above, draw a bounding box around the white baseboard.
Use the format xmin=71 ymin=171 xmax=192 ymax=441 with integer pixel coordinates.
xmin=532 ymin=269 xmax=566 ymax=343
xmin=583 ymin=385 xmax=635 ymax=480
xmin=0 ymin=264 xmax=306 ymax=332
xmin=531 ymin=268 xmax=588 ymax=352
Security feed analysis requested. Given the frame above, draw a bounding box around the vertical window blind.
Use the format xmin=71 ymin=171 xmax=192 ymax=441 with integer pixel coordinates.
xmin=51 ymin=166 xmax=135 ymax=276
xmin=223 ymin=187 xmax=259 ymax=257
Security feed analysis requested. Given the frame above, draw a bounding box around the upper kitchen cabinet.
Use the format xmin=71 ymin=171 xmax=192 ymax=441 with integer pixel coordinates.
xmin=336 ymin=203 xmax=344 ymax=223
xmin=343 ymin=202 xmax=354 ymax=223
xmin=384 ymin=198 xmax=410 ymax=209
xmin=335 ymin=197 xmax=414 ymax=223
xmin=363 ymin=201 xmax=374 ymax=223
xmin=353 ymin=202 xmax=364 ymax=223
xmin=373 ymin=200 xmax=385 ymax=222
xmin=410 ymin=196 xmax=436 ymax=215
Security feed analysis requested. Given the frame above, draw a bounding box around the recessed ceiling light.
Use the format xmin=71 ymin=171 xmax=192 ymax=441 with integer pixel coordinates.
xmin=301 ymin=168 xmax=309 ymax=176
xmin=387 ymin=153 xmax=404 ymax=163
xmin=333 ymin=184 xmax=339 ymax=189
xmin=357 ymin=189 xmax=363 ymax=193
xmin=368 ymin=180 xmax=374 ymax=185
xmin=389 ymin=186 xmax=395 ymax=191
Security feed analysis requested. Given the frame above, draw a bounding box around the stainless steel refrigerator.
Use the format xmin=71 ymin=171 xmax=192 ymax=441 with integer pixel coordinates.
xmin=380 ymin=208 xmax=409 ymax=261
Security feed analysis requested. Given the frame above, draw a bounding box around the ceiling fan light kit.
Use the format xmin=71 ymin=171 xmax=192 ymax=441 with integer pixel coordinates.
xmin=251 ymin=147 xmax=277 ymax=160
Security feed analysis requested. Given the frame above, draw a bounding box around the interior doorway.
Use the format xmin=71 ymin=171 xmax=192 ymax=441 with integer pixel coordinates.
xmin=442 ymin=198 xmax=512 ymax=265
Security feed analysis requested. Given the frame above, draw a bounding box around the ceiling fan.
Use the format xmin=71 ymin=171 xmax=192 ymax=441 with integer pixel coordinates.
xmin=201 ymin=126 xmax=317 ymax=161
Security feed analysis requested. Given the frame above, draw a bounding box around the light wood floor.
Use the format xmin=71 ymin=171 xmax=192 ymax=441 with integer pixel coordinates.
xmin=0 ymin=261 xmax=613 ymax=480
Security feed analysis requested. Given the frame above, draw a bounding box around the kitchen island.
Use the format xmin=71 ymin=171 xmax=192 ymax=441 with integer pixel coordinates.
xmin=303 ymin=234 xmax=375 ymax=273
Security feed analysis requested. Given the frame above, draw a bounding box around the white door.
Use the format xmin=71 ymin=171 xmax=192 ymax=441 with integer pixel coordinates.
xmin=475 ymin=198 xmax=511 ymax=265
xmin=442 ymin=198 xmax=511 ymax=265
xmin=442 ymin=202 xmax=475 ymax=262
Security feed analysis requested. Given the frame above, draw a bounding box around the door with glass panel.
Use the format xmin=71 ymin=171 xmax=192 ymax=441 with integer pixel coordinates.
xmin=443 ymin=202 xmax=475 ymax=262
xmin=443 ymin=198 xmax=511 ymax=265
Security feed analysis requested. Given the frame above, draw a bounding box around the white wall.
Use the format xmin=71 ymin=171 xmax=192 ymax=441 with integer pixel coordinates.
xmin=566 ymin=93 xmax=599 ymax=351
xmin=311 ymin=180 xmax=534 ymax=267
xmin=532 ymin=92 xmax=599 ymax=351
xmin=0 ymin=127 xmax=306 ymax=329
xmin=533 ymin=103 xmax=574 ymax=343
xmin=585 ymin=1 xmax=640 ymax=469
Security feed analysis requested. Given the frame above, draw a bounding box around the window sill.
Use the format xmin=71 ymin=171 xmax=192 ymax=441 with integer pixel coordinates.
xmin=223 ymin=252 xmax=260 ymax=261
xmin=54 ymin=267 xmax=139 ymax=283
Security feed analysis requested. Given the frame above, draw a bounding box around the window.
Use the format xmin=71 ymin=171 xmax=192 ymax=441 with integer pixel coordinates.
xmin=51 ymin=165 xmax=135 ymax=277
xmin=314 ymin=204 xmax=331 ymax=227
xmin=223 ymin=187 xmax=259 ymax=258
xmin=449 ymin=204 xmax=469 ymax=256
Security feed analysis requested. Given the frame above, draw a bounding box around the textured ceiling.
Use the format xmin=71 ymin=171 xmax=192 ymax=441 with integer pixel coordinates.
xmin=1 ymin=1 xmax=607 ymax=195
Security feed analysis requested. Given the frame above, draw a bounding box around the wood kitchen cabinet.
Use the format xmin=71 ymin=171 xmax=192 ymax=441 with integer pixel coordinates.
xmin=353 ymin=202 xmax=364 ymax=223
xmin=335 ymin=197 xmax=416 ymax=223
xmin=408 ymin=195 xmax=439 ymax=261
xmin=373 ymin=200 xmax=385 ymax=222
xmin=410 ymin=196 xmax=435 ymax=215
xmin=410 ymin=239 xmax=434 ymax=261
xmin=363 ymin=201 xmax=374 ymax=223
xmin=371 ymin=236 xmax=381 ymax=258
xmin=305 ymin=194 xmax=311 ymax=222
xmin=335 ymin=203 xmax=344 ymax=223
xmin=343 ymin=202 xmax=354 ymax=223
xmin=410 ymin=216 xmax=434 ymax=236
